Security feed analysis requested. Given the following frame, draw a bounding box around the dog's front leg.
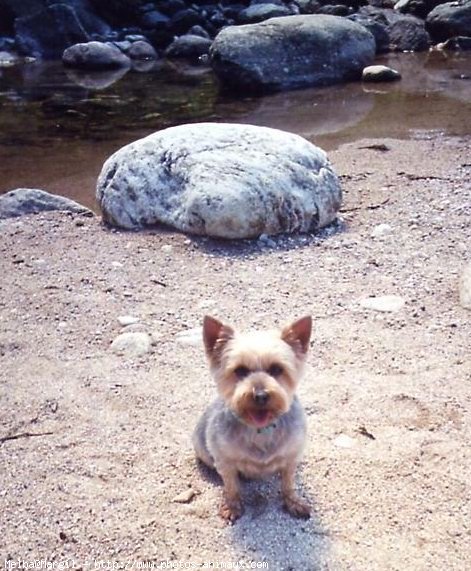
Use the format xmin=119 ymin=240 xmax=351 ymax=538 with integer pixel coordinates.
xmin=216 ymin=463 xmax=243 ymax=523
xmin=280 ymin=462 xmax=311 ymax=519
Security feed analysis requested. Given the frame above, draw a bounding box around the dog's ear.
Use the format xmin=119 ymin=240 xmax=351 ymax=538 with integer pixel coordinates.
xmin=203 ymin=316 xmax=234 ymax=360
xmin=281 ymin=316 xmax=312 ymax=356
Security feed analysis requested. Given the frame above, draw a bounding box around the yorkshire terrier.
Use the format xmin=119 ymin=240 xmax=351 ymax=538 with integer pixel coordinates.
xmin=193 ymin=315 xmax=312 ymax=522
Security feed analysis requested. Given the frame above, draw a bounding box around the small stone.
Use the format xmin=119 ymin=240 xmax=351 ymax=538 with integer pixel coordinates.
xmin=117 ymin=315 xmax=140 ymax=326
xmin=172 ymin=489 xmax=196 ymax=504
xmin=362 ymin=65 xmax=401 ymax=82
xmin=111 ymin=332 xmax=152 ymax=356
xmin=459 ymin=263 xmax=471 ymax=310
xmin=175 ymin=327 xmax=203 ymax=346
xmin=360 ymin=295 xmax=405 ymax=313
xmin=334 ymin=434 xmax=357 ymax=448
xmin=371 ymin=223 xmax=393 ymax=238
xmin=161 ymin=244 xmax=173 ymax=253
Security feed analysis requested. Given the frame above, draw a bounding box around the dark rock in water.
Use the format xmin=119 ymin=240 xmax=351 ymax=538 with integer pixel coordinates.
xmin=137 ymin=9 xmax=171 ymax=29
xmin=362 ymin=64 xmax=401 ymax=81
xmin=63 ymin=41 xmax=131 ymax=69
xmin=426 ymin=0 xmax=471 ymax=42
xmin=237 ymin=4 xmax=292 ymax=24
xmin=348 ymin=14 xmax=390 ymax=53
xmin=126 ymin=40 xmax=158 ymax=59
xmin=96 ymin=122 xmax=342 ymax=239
xmin=389 ymin=14 xmax=430 ymax=50
xmin=165 ymin=34 xmax=213 ymax=59
xmin=188 ymin=25 xmax=211 ymax=38
xmin=210 ymin=15 xmax=376 ymax=93
xmin=394 ymin=0 xmax=444 ymax=19
xmin=15 ymin=4 xmax=91 ymax=58
xmin=169 ymin=8 xmax=207 ymax=34
xmin=318 ymin=5 xmax=351 ymax=16
xmin=439 ymin=34 xmax=471 ymax=49
xmin=294 ymin=0 xmax=322 ymax=13
xmin=0 ymin=189 xmax=93 ymax=219
xmin=157 ymin=0 xmax=188 ymax=16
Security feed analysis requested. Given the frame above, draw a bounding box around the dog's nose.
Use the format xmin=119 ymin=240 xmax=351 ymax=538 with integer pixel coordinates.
xmin=254 ymin=389 xmax=269 ymax=406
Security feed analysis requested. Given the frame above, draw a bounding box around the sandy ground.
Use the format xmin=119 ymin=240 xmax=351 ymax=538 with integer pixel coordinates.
xmin=1 ymin=134 xmax=470 ymax=570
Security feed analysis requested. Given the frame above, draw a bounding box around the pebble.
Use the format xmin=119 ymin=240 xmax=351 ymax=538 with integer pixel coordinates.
xmin=172 ymin=489 xmax=196 ymax=504
xmin=371 ymin=223 xmax=393 ymax=238
xmin=117 ymin=315 xmax=140 ymax=326
xmin=175 ymin=327 xmax=203 ymax=346
xmin=360 ymin=295 xmax=405 ymax=313
xmin=110 ymin=332 xmax=152 ymax=356
xmin=334 ymin=434 xmax=357 ymax=448
xmin=161 ymin=245 xmax=173 ymax=253
xmin=459 ymin=263 xmax=471 ymax=310
xmin=362 ymin=65 xmax=401 ymax=82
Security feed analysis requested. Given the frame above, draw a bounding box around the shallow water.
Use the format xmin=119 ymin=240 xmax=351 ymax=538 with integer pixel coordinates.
xmin=0 ymin=51 xmax=470 ymax=211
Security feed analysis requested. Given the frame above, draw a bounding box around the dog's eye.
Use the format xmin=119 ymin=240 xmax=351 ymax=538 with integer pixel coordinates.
xmin=234 ymin=366 xmax=250 ymax=379
xmin=267 ymin=364 xmax=284 ymax=377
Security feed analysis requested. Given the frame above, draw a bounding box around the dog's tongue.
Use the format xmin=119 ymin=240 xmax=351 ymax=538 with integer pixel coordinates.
xmin=249 ymin=410 xmax=271 ymax=428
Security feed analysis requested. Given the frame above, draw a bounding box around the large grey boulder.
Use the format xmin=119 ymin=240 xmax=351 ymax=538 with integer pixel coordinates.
xmin=96 ymin=123 xmax=342 ymax=239
xmin=0 ymin=189 xmax=93 ymax=219
xmin=426 ymin=0 xmax=471 ymax=42
xmin=210 ymin=15 xmax=376 ymax=93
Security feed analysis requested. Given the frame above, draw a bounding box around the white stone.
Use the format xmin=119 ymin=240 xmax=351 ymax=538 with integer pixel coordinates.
xmin=111 ymin=332 xmax=152 ymax=356
xmin=360 ymin=295 xmax=405 ymax=313
xmin=161 ymin=244 xmax=173 ymax=253
xmin=459 ymin=263 xmax=471 ymax=310
xmin=334 ymin=434 xmax=357 ymax=448
xmin=96 ymin=123 xmax=342 ymax=239
xmin=172 ymin=489 xmax=196 ymax=504
xmin=175 ymin=327 xmax=203 ymax=346
xmin=117 ymin=315 xmax=140 ymax=326
xmin=371 ymin=223 xmax=393 ymax=238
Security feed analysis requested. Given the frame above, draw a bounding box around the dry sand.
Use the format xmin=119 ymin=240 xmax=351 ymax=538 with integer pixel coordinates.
xmin=1 ymin=135 xmax=470 ymax=570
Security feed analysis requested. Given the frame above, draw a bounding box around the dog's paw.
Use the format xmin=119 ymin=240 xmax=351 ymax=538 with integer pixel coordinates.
xmin=283 ymin=496 xmax=311 ymax=519
xmin=219 ymin=498 xmax=243 ymax=523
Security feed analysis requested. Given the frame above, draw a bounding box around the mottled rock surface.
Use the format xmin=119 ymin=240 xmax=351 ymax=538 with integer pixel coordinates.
xmin=62 ymin=40 xmax=131 ymax=69
xmin=0 ymin=188 xmax=92 ymax=219
xmin=96 ymin=122 xmax=342 ymax=239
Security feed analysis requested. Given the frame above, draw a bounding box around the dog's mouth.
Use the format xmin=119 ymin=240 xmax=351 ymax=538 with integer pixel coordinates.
xmin=247 ymin=409 xmax=274 ymax=428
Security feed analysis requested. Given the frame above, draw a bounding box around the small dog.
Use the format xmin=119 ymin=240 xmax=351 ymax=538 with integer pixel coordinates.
xmin=193 ymin=315 xmax=312 ymax=522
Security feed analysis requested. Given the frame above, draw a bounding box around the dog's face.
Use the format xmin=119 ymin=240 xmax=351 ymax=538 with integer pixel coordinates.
xmin=203 ymin=316 xmax=311 ymax=429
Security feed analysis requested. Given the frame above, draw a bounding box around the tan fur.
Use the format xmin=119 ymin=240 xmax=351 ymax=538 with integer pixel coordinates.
xmin=194 ymin=315 xmax=312 ymax=522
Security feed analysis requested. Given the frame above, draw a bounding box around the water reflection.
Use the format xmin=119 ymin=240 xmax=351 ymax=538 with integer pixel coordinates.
xmin=0 ymin=51 xmax=469 ymax=210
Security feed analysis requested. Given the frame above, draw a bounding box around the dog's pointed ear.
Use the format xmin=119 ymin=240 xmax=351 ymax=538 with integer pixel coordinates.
xmin=203 ymin=316 xmax=234 ymax=360
xmin=281 ymin=316 xmax=312 ymax=356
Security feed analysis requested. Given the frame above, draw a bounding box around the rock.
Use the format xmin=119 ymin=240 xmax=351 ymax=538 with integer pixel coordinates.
xmin=359 ymin=295 xmax=406 ymax=312
xmin=96 ymin=122 xmax=342 ymax=239
xmin=126 ymin=40 xmax=158 ymax=60
xmin=164 ymin=34 xmax=212 ymax=59
xmin=169 ymin=8 xmax=206 ymax=35
xmin=210 ymin=15 xmax=376 ymax=93
xmin=426 ymin=0 xmax=471 ymax=42
xmin=63 ymin=41 xmax=131 ymax=70
xmin=117 ymin=316 xmax=141 ymax=327
xmin=175 ymin=327 xmax=203 ymax=346
xmin=438 ymin=35 xmax=471 ymax=49
xmin=459 ymin=263 xmax=471 ymax=310
xmin=0 ymin=51 xmax=21 ymax=67
xmin=172 ymin=489 xmax=196 ymax=503
xmin=348 ymin=14 xmax=390 ymax=53
xmin=394 ymin=0 xmax=444 ymax=19
xmin=318 ymin=5 xmax=350 ymax=16
xmin=237 ymin=4 xmax=292 ymax=24
xmin=110 ymin=332 xmax=152 ymax=357
xmin=334 ymin=434 xmax=357 ymax=448
xmin=15 ymin=4 xmax=90 ymax=59
xmin=294 ymin=0 xmax=322 ymax=14
xmin=0 ymin=188 xmax=93 ymax=219
xmin=389 ymin=14 xmax=431 ymax=51
xmin=370 ymin=222 xmax=393 ymax=237
xmin=362 ymin=65 xmax=401 ymax=81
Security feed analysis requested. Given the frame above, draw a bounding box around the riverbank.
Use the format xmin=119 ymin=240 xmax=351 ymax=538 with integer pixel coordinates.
xmin=1 ymin=134 xmax=470 ymax=569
